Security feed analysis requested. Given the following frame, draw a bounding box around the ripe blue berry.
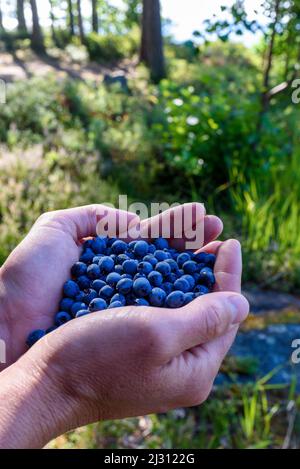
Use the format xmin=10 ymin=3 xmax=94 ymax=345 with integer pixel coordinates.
xmin=114 ymin=264 xmax=124 ymax=275
xmin=106 ymin=272 xmax=121 ymax=287
xmin=177 ymin=252 xmax=191 ymax=267
xmin=91 ymin=236 xmax=106 ymax=254
xmin=79 ymin=248 xmax=95 ymax=264
xmin=174 ymin=277 xmax=190 ymax=293
xmin=82 ymin=288 xmax=98 ymax=305
xmin=182 ymin=260 xmax=198 ymax=275
xmin=149 ymin=287 xmax=166 ymax=306
xmin=116 ymin=278 xmax=133 ymax=295
xmin=205 ymin=253 xmax=216 ymax=268
xmin=71 ymin=302 xmax=86 ymax=317
xmin=148 ymin=243 xmax=156 ymax=254
xmin=63 ymin=280 xmax=79 ymax=298
xmin=198 ymin=267 xmax=215 ymax=288
xmin=75 ymin=309 xmax=90 ymax=318
xmin=91 ymin=279 xmax=106 ymax=292
xmin=55 ymin=311 xmax=72 ymax=326
xmin=154 ymin=250 xmax=169 ymax=261
xmin=59 ymin=297 xmax=74 ymax=312
xmin=123 ymin=259 xmax=138 ymax=275
xmin=192 ymin=252 xmax=207 ymax=263
xmin=89 ymin=298 xmax=107 ymax=312
xmin=194 ymin=285 xmax=210 ymax=296
xmin=181 ymin=274 xmax=195 ymax=289
xmin=134 ymin=298 xmax=149 ymax=306
xmin=137 ymin=261 xmax=153 ymax=275
xmin=99 ymin=285 xmax=115 ymax=300
xmin=153 ymin=237 xmax=169 ymax=250
xmin=166 ymin=291 xmax=185 ymax=308
xmin=76 ymin=275 xmax=90 ymax=290
xmin=99 ymin=256 xmax=115 ymax=273
xmin=134 ymin=240 xmax=149 ymax=257
xmin=165 ymin=272 xmax=178 ymax=283
xmin=148 ymin=270 xmax=163 ymax=287
xmin=111 ymin=240 xmax=128 ymax=254
xmin=26 ymin=329 xmax=45 ymax=347
xmin=108 ymin=301 xmax=123 ymax=309
xmin=46 ymin=326 xmax=57 ymax=334
xmin=110 ymin=293 xmax=126 ymax=305
xmin=155 ymin=261 xmax=171 ymax=276
xmin=71 ymin=262 xmax=87 ymax=278
xmin=143 ymin=255 xmax=158 ymax=266
xmin=161 ymin=282 xmax=173 ymax=295
xmin=183 ymin=292 xmax=195 ymax=305
xmin=133 ymin=277 xmax=152 ymax=297
xmin=87 ymin=263 xmax=101 ymax=280
xmin=165 ymin=258 xmax=179 ymax=272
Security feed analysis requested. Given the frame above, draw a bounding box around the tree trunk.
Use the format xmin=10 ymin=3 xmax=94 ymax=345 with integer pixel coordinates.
xmin=29 ymin=0 xmax=45 ymax=52
xmin=17 ymin=0 xmax=27 ymax=33
xmin=0 ymin=0 xmax=4 ymax=32
xmin=77 ymin=0 xmax=85 ymax=42
xmin=140 ymin=0 xmax=166 ymax=83
xmin=91 ymin=0 xmax=99 ymax=33
xmin=49 ymin=0 xmax=57 ymax=45
xmin=67 ymin=0 xmax=75 ymax=36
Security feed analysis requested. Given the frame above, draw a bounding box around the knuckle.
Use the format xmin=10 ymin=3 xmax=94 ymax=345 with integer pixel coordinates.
xmin=203 ymin=301 xmax=225 ymax=338
xmin=131 ymin=315 xmax=168 ymax=360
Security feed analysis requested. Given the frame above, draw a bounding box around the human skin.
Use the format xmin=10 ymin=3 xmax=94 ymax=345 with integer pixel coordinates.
xmin=0 ymin=204 xmax=249 ymax=448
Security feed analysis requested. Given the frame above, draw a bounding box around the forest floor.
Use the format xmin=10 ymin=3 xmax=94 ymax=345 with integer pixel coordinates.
xmin=0 ymin=49 xmax=136 ymax=83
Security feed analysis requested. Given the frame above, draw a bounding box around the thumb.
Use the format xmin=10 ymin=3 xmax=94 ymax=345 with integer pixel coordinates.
xmin=162 ymin=292 xmax=249 ymax=355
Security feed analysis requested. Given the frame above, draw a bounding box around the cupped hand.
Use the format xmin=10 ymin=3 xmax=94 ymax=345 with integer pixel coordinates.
xmin=0 ymin=203 xmax=222 ymax=366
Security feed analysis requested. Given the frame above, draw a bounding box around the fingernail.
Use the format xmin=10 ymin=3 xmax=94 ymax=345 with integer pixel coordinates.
xmin=228 ymin=295 xmax=249 ymax=324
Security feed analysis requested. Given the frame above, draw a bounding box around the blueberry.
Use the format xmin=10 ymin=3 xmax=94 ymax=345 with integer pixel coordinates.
xmin=59 ymin=297 xmax=74 ymax=312
xmin=164 ymin=272 xmax=178 ymax=283
xmin=183 ymin=292 xmax=195 ymax=305
xmin=114 ymin=264 xmax=124 ymax=275
xmin=55 ymin=311 xmax=72 ymax=326
xmin=71 ymin=302 xmax=86 ymax=317
xmin=92 ymin=255 xmax=103 ymax=264
xmin=194 ymin=285 xmax=210 ymax=296
xmin=148 ymin=243 xmax=156 ymax=254
xmin=71 ymin=262 xmax=87 ymax=278
xmin=123 ymin=259 xmax=138 ymax=275
xmin=165 ymin=258 xmax=179 ymax=272
xmin=75 ymin=309 xmax=90 ymax=318
xmin=143 ymin=255 xmax=158 ymax=266
xmin=121 ymin=273 xmax=132 ymax=279
xmin=148 ymin=270 xmax=163 ymax=287
xmin=137 ymin=261 xmax=153 ymax=275
xmin=26 ymin=329 xmax=45 ymax=347
xmin=205 ymin=253 xmax=216 ymax=268
xmin=182 ymin=260 xmax=198 ymax=275
xmin=177 ymin=252 xmax=191 ymax=268
xmin=125 ymin=292 xmax=137 ymax=305
xmin=110 ymin=293 xmax=126 ymax=306
xmin=111 ymin=240 xmax=128 ymax=254
xmin=99 ymin=285 xmax=115 ymax=300
xmin=87 ymin=263 xmax=101 ymax=280
xmin=79 ymin=248 xmax=95 ymax=264
xmin=149 ymin=287 xmax=166 ymax=306
xmin=89 ymin=298 xmax=107 ymax=312
xmin=134 ymin=240 xmax=149 ymax=257
xmin=91 ymin=236 xmax=106 ymax=254
xmin=134 ymin=298 xmax=150 ymax=306
xmin=153 ymin=237 xmax=169 ymax=250
xmin=174 ymin=277 xmax=190 ymax=293
xmin=46 ymin=326 xmax=57 ymax=334
xmin=166 ymin=291 xmax=185 ymax=308
xmin=106 ymin=272 xmax=121 ymax=287
xmin=63 ymin=280 xmax=80 ymax=298
xmin=154 ymin=250 xmax=169 ymax=261
xmin=181 ymin=274 xmax=195 ymax=289
xmin=108 ymin=301 xmax=123 ymax=309
xmin=155 ymin=261 xmax=171 ymax=276
xmin=83 ymin=239 xmax=93 ymax=249
xmin=133 ymin=277 xmax=152 ymax=297
xmin=198 ymin=267 xmax=215 ymax=288
xmin=76 ymin=275 xmax=90 ymax=290
xmin=161 ymin=282 xmax=173 ymax=295
xmin=75 ymin=291 xmax=85 ymax=302
xmin=82 ymin=288 xmax=98 ymax=305
xmin=128 ymin=240 xmax=137 ymax=250
xmin=91 ymin=279 xmax=106 ymax=292
xmin=133 ymin=273 xmax=146 ymax=280
xmin=116 ymin=278 xmax=133 ymax=295
xmin=116 ymin=253 xmax=129 ymax=264
xmin=99 ymin=256 xmax=115 ymax=273
xmin=107 ymin=237 xmax=117 ymax=247
xmin=192 ymin=252 xmax=207 ymax=264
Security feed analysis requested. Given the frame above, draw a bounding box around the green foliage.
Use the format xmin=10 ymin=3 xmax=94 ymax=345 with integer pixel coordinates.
xmin=84 ymin=31 xmax=138 ymax=63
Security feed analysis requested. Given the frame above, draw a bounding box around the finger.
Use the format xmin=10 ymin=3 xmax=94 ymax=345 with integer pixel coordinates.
xmin=33 ymin=205 xmax=140 ymax=242
xmin=203 ymin=215 xmax=223 ymax=245
xmin=150 ymin=292 xmax=249 ymax=362
xmin=213 ymin=239 xmax=242 ymax=293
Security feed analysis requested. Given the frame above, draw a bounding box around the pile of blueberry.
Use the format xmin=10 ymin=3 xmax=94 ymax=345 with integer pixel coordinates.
xmin=26 ymin=237 xmax=215 ymax=347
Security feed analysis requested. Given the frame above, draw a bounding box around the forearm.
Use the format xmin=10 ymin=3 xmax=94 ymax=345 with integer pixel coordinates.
xmin=0 ymin=269 xmax=11 ymax=371
xmin=0 ymin=354 xmax=74 ymax=448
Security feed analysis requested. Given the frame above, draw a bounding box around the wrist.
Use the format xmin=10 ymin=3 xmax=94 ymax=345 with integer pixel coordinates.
xmin=0 ymin=349 xmax=77 ymax=448
xmin=0 ymin=268 xmax=12 ymax=371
